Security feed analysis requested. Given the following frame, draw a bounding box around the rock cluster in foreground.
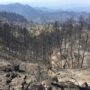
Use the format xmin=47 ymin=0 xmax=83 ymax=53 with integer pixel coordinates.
xmin=0 ymin=60 xmax=90 ymax=90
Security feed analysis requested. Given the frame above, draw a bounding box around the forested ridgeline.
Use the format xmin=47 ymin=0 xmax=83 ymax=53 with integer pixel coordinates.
xmin=0 ymin=11 xmax=28 ymax=23
xmin=0 ymin=16 xmax=90 ymax=69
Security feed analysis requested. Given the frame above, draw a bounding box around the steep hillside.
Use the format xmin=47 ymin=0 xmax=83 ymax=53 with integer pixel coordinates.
xmin=0 ymin=14 xmax=90 ymax=90
xmin=0 ymin=23 xmax=90 ymax=88
xmin=0 ymin=18 xmax=90 ymax=68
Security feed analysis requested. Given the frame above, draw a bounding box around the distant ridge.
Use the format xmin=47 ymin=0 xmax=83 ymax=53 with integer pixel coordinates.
xmin=0 ymin=11 xmax=28 ymax=23
xmin=0 ymin=3 xmax=90 ymax=23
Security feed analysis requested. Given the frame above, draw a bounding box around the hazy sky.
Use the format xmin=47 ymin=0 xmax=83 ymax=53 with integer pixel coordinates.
xmin=0 ymin=0 xmax=90 ymax=9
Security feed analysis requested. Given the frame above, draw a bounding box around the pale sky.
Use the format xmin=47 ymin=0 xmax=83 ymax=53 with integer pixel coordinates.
xmin=0 ymin=0 xmax=90 ymax=9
